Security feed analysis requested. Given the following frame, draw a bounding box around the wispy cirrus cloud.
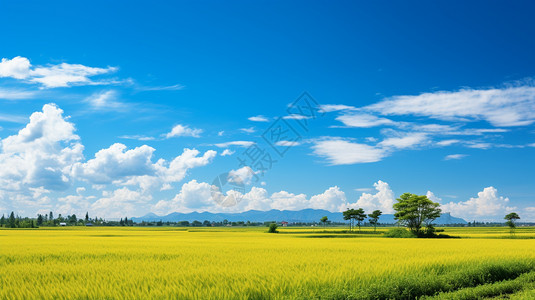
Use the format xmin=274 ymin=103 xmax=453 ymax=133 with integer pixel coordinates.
xmin=364 ymin=85 xmax=535 ymax=127
xmin=444 ymin=154 xmax=468 ymax=160
xmin=335 ymin=113 xmax=396 ymax=128
xmin=213 ymin=141 xmax=255 ymax=148
xmin=240 ymin=127 xmax=255 ymax=133
xmin=0 ymin=56 xmax=119 ymax=88
xmin=248 ymin=115 xmax=269 ymax=122
xmin=85 ymin=90 xmax=125 ymax=111
xmin=0 ymin=87 xmax=36 ymax=100
xmin=311 ymin=137 xmax=386 ymax=165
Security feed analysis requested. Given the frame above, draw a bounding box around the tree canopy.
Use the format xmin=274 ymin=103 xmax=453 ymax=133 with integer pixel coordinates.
xmin=393 ymin=193 xmax=441 ymax=234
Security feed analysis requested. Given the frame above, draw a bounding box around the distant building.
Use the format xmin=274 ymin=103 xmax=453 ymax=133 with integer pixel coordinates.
xmin=85 ymin=223 xmax=93 ymax=226
xmin=59 ymin=222 xmax=67 ymax=226
xmin=281 ymin=221 xmax=288 ymax=227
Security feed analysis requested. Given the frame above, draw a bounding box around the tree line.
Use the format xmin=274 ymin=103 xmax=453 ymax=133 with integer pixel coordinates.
xmin=0 ymin=211 xmax=134 ymax=228
xmin=336 ymin=192 xmax=521 ymax=237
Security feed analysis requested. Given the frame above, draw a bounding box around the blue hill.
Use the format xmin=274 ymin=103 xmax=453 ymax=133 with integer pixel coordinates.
xmin=132 ymin=209 xmax=466 ymax=224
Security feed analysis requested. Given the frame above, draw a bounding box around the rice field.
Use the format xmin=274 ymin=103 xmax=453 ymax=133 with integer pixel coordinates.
xmin=1 ymin=226 xmax=535 ymax=299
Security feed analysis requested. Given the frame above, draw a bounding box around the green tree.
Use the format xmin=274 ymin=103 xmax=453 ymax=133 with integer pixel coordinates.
xmin=343 ymin=208 xmax=356 ymax=231
xmin=320 ymin=216 xmax=328 ymax=228
xmin=368 ymin=210 xmax=382 ymax=232
xmin=85 ymin=212 xmax=89 ymax=222
xmin=354 ymin=208 xmax=366 ymax=233
xmin=505 ymin=212 xmax=520 ymax=235
xmin=343 ymin=208 xmax=366 ymax=232
xmin=268 ymin=223 xmax=278 ymax=233
xmin=393 ymin=193 xmax=441 ymax=235
xmin=0 ymin=214 xmax=5 ymax=227
xmin=49 ymin=211 xmax=53 ymax=221
xmin=37 ymin=214 xmax=44 ymax=226
xmin=8 ymin=211 xmax=16 ymax=228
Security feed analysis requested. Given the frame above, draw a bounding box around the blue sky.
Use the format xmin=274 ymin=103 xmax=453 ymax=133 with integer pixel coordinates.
xmin=0 ymin=0 xmax=534 ymax=221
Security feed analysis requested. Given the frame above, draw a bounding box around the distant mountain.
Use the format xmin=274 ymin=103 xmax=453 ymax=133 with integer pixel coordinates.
xmin=132 ymin=209 xmax=467 ymax=224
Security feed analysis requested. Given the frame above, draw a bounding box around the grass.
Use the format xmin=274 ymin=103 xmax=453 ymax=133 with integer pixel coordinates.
xmin=0 ymin=226 xmax=534 ymax=299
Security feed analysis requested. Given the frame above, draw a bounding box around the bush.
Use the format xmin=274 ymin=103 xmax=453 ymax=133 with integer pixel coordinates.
xmin=268 ymin=223 xmax=278 ymax=233
xmin=384 ymin=228 xmax=457 ymax=238
xmin=384 ymin=228 xmax=417 ymax=238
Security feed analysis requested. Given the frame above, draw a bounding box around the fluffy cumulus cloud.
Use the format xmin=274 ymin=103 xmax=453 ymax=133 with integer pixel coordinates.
xmin=152 ymin=180 xmax=214 ymax=214
xmin=72 ymin=143 xmax=156 ymax=184
xmin=153 ymin=182 xmax=350 ymax=215
xmin=309 ymin=186 xmax=347 ymax=212
xmin=228 ymin=166 xmax=257 ymax=185
xmin=0 ymin=56 xmax=118 ymax=88
xmin=345 ymin=181 xmax=395 ymax=213
xmin=0 ymin=104 xmax=218 ymax=217
xmin=0 ymin=56 xmax=31 ymax=79
xmin=91 ymin=188 xmax=152 ymax=218
xmin=440 ymin=187 xmax=515 ymax=220
xmin=166 ymin=124 xmax=203 ymax=138
xmin=0 ymin=104 xmax=83 ymax=191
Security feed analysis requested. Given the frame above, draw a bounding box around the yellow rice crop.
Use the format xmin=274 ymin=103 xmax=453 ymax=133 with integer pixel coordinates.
xmin=1 ymin=227 xmax=534 ymax=299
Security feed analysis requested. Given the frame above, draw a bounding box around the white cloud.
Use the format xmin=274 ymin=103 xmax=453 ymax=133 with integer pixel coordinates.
xmin=0 ymin=88 xmax=36 ymax=100
xmin=152 ymin=180 xmax=215 ymax=214
xmin=72 ymin=143 xmax=156 ymax=184
xmin=218 ymin=131 xmax=225 ymax=136
xmin=444 ymin=154 xmax=467 ymax=160
xmin=311 ymin=138 xmax=386 ymax=165
xmin=346 ymin=181 xmax=395 ymax=214
xmin=0 ymin=103 xmax=83 ymax=191
xmin=283 ymin=114 xmax=311 ymax=120
xmin=270 ymin=191 xmax=308 ymax=211
xmin=378 ymin=133 xmax=428 ymax=149
xmin=437 ymin=139 xmax=461 ymax=146
xmin=152 ymin=183 xmax=353 ymax=214
xmin=228 ymin=166 xmax=256 ymax=185
xmin=240 ymin=127 xmax=255 ymax=133
xmin=0 ymin=113 xmax=27 ymax=124
xmin=365 ymin=86 xmax=535 ymax=127
xmin=214 ymin=141 xmax=255 ymax=148
xmin=85 ymin=90 xmax=124 ymax=110
xmin=0 ymin=56 xmax=118 ymax=88
xmin=91 ymin=187 xmax=151 ymax=218
xmin=30 ymin=62 xmax=117 ymax=88
xmin=248 ymin=115 xmax=269 ymax=122
xmin=72 ymin=143 xmax=216 ymax=192
xmin=275 ymin=140 xmax=301 ymax=147
xmin=0 ymin=56 xmax=31 ymax=79
xmin=221 ymin=149 xmax=235 ymax=156
xmin=426 ymin=191 xmax=442 ymax=203
xmin=320 ymin=104 xmax=356 ymax=113
xmin=118 ymin=135 xmax=155 ymax=141
xmin=156 ymin=148 xmax=217 ymax=184
xmin=466 ymin=142 xmax=492 ymax=149
xmin=336 ymin=113 xmax=395 ymax=128
xmin=441 ymin=187 xmax=515 ymax=220
xmin=166 ymin=124 xmax=203 ymax=138
xmin=309 ymin=186 xmax=347 ymax=212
